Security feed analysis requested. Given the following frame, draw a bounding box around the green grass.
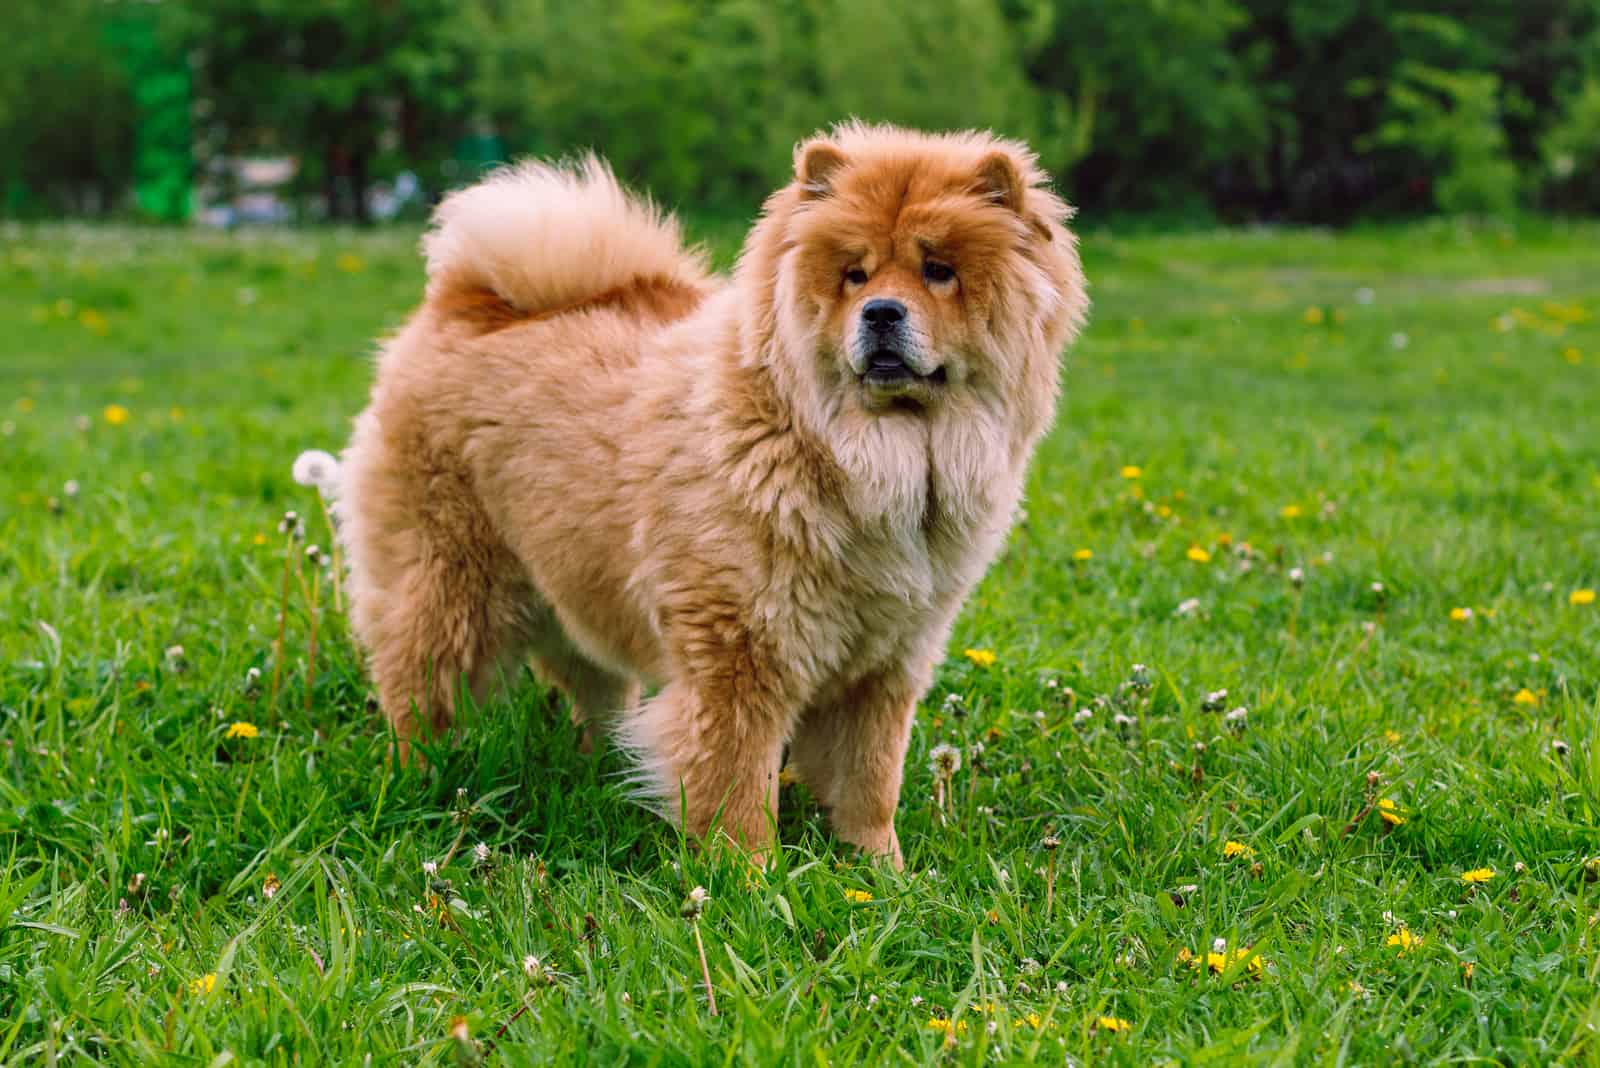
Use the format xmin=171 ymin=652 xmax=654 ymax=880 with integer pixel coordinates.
xmin=3 ymin=215 xmax=1600 ymax=1064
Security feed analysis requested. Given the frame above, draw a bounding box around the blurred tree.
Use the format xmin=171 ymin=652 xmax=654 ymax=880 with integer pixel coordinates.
xmin=0 ymin=0 xmax=136 ymax=216
xmin=1006 ymin=0 xmax=1268 ymax=216
xmin=169 ymin=0 xmax=474 ymax=221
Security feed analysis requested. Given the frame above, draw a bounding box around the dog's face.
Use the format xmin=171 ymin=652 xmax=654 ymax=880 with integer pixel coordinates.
xmin=774 ymin=128 xmax=1083 ymax=414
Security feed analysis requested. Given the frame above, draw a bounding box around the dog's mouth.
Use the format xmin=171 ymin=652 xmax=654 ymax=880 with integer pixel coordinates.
xmin=860 ymin=351 xmax=947 ymax=389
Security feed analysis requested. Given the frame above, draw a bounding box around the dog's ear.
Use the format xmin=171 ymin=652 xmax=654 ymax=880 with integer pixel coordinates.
xmin=976 ymin=149 xmax=1056 ymax=241
xmin=796 ymin=140 xmax=848 ymax=199
xmin=975 ymin=151 xmax=1026 ymax=215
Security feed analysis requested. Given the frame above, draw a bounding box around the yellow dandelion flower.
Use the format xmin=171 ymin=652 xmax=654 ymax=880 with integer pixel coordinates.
xmin=1386 ymin=927 xmax=1423 ymax=955
xmin=335 ymin=252 xmax=366 ymax=273
xmin=1186 ymin=545 xmax=1212 ymax=563
xmin=985 ymin=908 xmax=1000 ymax=924
xmin=1215 ymin=532 xmax=1233 ymax=546
xmin=1198 ymin=948 xmax=1265 ymax=976
xmin=1120 ymin=465 xmax=1143 ymax=479
xmin=1563 ymin=347 xmax=1583 ymax=365
xmin=1512 ymin=688 xmax=1540 ymax=706
xmin=189 ymin=973 xmax=216 ymax=995
xmin=1460 ymin=868 xmax=1495 ymax=884
xmin=1302 ymin=306 xmax=1325 ymax=324
xmin=102 ymin=403 xmax=130 ymax=425
xmin=1223 ymin=840 xmax=1254 ymax=859
xmin=1156 ymin=504 xmax=1173 ymax=518
xmin=78 ymin=308 xmax=109 ymax=336
xmin=1073 ymin=548 xmax=1093 ymax=561
xmin=1095 ymin=1015 xmax=1132 ymax=1033
xmin=15 ymin=397 xmax=34 ymax=413
xmin=963 ymin=648 xmax=997 ymax=668
xmin=1023 ymin=1012 xmax=1046 ymax=1030
xmin=225 ymin=721 xmax=260 ymax=740
xmin=169 ymin=406 xmax=185 ymax=422
xmin=1377 ymin=798 xmax=1405 ymax=826
xmin=1383 ymin=729 xmax=1402 ymax=744
xmin=1462 ymin=961 xmax=1475 ymax=981
xmin=1279 ymin=504 xmax=1302 ymax=519
xmin=927 ymin=1017 xmax=968 ymax=1037
xmin=1449 ymin=606 xmax=1472 ymax=621
xmin=253 ymin=532 xmax=269 ymax=546
xmin=842 ymin=888 xmax=872 ymax=903
xmin=1570 ymin=589 xmax=1596 ymax=606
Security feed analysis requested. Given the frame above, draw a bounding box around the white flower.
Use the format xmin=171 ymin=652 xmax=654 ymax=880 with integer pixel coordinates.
xmin=866 ymin=994 xmax=879 ymax=1008
xmin=1212 ymin=936 xmax=1227 ymax=954
xmin=1055 ymin=981 xmax=1068 ymax=995
xmin=63 ymin=480 xmax=80 ymax=498
xmin=422 ymin=861 xmax=438 ymax=876
xmin=910 ymin=995 xmax=925 ymax=1007
xmin=1288 ymin=566 xmax=1305 ymax=587
xmin=1225 ymin=707 xmax=1248 ymax=729
xmin=523 ymin=954 xmax=542 ymax=978
xmin=1113 ymin=713 xmax=1135 ymax=729
xmin=1390 ymin=332 xmax=1409 ymax=350
xmin=1073 ymin=709 xmax=1093 ymax=726
xmin=1174 ymin=597 xmax=1202 ymax=618
xmin=473 ymin=842 xmax=491 ymax=866
xmin=928 ymin=743 xmax=962 ymax=778
xmin=1355 ymin=287 xmax=1375 ymax=305
xmin=1201 ymin=689 xmax=1228 ymax=712
xmin=292 ymin=449 xmax=342 ymax=498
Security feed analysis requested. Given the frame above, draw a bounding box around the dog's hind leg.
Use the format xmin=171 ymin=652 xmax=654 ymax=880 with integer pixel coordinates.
xmin=341 ymin=416 xmax=532 ymax=761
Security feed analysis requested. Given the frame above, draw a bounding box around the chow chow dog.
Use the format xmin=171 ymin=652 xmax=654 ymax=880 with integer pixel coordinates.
xmin=339 ymin=122 xmax=1087 ymax=866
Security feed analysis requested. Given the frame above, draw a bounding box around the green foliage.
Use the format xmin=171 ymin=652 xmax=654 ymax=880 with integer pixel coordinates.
xmin=1372 ymin=64 xmax=1521 ymax=216
xmin=8 ymin=0 xmax=1600 ymax=220
xmin=3 ymin=221 xmax=1600 ymax=1060
xmin=1542 ymin=80 xmax=1600 ymax=211
xmin=0 ymin=0 xmax=136 ymax=215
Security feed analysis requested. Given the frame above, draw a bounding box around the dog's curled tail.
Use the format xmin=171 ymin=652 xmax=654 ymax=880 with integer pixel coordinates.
xmin=422 ymin=156 xmax=708 ymax=321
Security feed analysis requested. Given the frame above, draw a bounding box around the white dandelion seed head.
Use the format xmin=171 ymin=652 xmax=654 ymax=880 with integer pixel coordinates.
xmin=928 ymin=743 xmax=962 ymax=778
xmin=1225 ymin=707 xmax=1249 ymax=727
xmin=422 ymin=861 xmax=438 ymax=876
xmin=522 ymin=954 xmax=541 ymax=978
xmin=1212 ymin=936 xmax=1227 ymax=954
xmin=1202 ymin=688 xmax=1228 ymax=712
xmin=292 ymin=449 xmax=342 ymax=497
xmin=986 ymin=1020 xmax=998 ymax=1035
xmin=1288 ymin=566 xmax=1306 ymax=587
xmin=1073 ymin=708 xmax=1093 ymax=725
xmin=63 ymin=479 xmax=80 ymax=497
xmin=1055 ymin=981 xmax=1068 ymax=995
xmin=1371 ymin=582 xmax=1385 ymax=593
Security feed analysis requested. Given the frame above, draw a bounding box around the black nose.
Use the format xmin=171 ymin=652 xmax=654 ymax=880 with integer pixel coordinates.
xmin=862 ymin=298 xmax=906 ymax=330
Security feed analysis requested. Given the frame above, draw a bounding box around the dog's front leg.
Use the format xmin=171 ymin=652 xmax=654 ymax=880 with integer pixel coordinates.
xmin=788 ymin=671 xmax=924 ymax=870
xmin=619 ymin=676 xmax=791 ymax=859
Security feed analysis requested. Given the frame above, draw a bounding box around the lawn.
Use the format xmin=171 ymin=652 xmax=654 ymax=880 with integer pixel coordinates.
xmin=2 ymin=216 xmax=1599 ymax=1065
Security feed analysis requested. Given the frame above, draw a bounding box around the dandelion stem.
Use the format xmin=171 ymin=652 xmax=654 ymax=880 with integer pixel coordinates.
xmin=269 ymin=531 xmax=297 ymax=711
xmin=313 ymin=491 xmax=343 ymax=614
xmin=1046 ymin=852 xmax=1057 ymax=921
xmin=692 ymin=920 xmax=718 ymax=1016
xmin=305 ymin=566 xmax=320 ymax=720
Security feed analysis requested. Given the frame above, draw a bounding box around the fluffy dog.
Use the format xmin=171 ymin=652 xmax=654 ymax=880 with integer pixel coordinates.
xmin=339 ymin=123 xmax=1087 ymax=866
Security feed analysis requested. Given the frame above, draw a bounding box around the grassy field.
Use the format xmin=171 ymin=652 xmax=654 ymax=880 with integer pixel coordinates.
xmin=3 ymin=215 xmax=1599 ymax=1065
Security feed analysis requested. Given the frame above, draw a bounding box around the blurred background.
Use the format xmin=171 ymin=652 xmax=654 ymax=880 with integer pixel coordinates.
xmin=6 ymin=0 xmax=1600 ymax=227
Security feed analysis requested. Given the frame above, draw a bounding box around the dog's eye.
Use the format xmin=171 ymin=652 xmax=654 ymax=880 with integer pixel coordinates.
xmin=923 ymin=261 xmax=956 ymax=285
xmin=845 ymin=268 xmax=868 ymax=286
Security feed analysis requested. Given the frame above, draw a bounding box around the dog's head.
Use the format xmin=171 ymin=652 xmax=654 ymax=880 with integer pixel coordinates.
xmin=749 ymin=124 xmax=1087 ymax=417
